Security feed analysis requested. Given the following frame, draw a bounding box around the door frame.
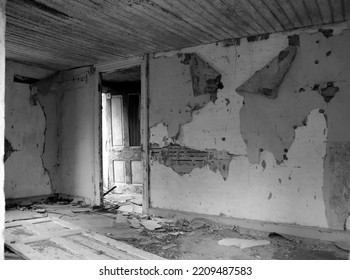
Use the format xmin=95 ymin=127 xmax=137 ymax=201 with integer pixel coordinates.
xmin=97 ymin=55 xmax=150 ymax=214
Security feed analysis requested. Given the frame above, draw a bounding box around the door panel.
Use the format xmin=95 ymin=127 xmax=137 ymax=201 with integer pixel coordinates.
xmin=131 ymin=160 xmax=142 ymax=184
xmin=113 ymin=160 xmax=125 ymax=183
xmin=111 ymin=96 xmax=124 ymax=146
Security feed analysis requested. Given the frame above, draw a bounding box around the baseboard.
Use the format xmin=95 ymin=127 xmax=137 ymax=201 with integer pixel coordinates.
xmin=149 ymin=207 xmax=350 ymax=243
xmin=5 ymin=194 xmax=55 ymax=206
xmin=5 ymin=193 xmax=91 ymax=206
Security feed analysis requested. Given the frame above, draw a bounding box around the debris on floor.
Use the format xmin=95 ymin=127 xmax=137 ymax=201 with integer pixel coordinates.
xmin=4 ymin=196 xmax=350 ymax=260
xmin=218 ymin=238 xmax=270 ymax=249
xmin=140 ymin=220 xmax=162 ymax=231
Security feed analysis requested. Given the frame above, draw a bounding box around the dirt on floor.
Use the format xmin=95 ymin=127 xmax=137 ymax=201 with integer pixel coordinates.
xmin=4 ymin=196 xmax=350 ymax=260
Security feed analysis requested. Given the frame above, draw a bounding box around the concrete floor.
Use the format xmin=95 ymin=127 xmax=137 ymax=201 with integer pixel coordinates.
xmin=4 ymin=198 xmax=349 ymax=260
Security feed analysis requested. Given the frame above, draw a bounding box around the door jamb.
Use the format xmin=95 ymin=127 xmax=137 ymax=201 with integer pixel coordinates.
xmin=97 ymin=56 xmax=150 ymax=214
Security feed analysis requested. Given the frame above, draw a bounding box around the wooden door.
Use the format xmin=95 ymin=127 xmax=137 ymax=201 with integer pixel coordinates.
xmin=5 ymin=217 xmax=163 ymax=260
xmin=106 ymin=92 xmax=142 ymax=192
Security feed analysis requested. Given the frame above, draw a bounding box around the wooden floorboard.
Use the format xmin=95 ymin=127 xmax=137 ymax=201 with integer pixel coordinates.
xmin=5 ymin=217 xmax=164 ymax=260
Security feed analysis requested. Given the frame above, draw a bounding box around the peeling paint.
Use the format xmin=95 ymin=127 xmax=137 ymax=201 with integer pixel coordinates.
xmin=179 ymin=53 xmax=223 ymax=102
xmin=149 ymin=54 xmax=217 ymax=138
xmin=5 ymin=61 xmax=55 ymax=198
xmin=319 ymin=28 xmax=333 ymax=38
xmin=150 ymin=27 xmax=350 ymax=229
xmin=247 ymin=34 xmax=269 ymax=42
xmin=236 ymin=46 xmax=297 ymax=99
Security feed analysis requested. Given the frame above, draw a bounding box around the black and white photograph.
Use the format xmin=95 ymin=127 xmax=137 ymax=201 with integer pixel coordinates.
xmin=0 ymin=0 xmax=349 ymax=279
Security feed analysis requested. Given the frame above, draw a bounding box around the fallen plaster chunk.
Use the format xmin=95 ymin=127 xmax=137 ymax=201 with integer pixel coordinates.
xmin=118 ymin=204 xmax=134 ymax=213
xmin=127 ymin=218 xmax=142 ymax=229
xmin=218 ymin=238 xmax=270 ymax=249
xmin=140 ymin=220 xmax=162 ymax=231
xmin=152 ymin=217 xmax=176 ymax=224
xmin=133 ymin=205 xmax=143 ymax=214
xmin=189 ymin=219 xmax=207 ymax=230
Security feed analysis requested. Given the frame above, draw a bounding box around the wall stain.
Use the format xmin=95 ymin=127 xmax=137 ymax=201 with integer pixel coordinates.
xmin=268 ymin=192 xmax=272 ymax=199
xmin=247 ymin=34 xmax=269 ymax=42
xmin=220 ymin=38 xmax=241 ymax=47
xmin=319 ymin=28 xmax=333 ymax=38
xmin=288 ymin=34 xmax=300 ymax=46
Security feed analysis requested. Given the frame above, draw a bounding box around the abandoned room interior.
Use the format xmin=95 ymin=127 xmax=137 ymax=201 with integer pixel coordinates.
xmin=0 ymin=0 xmax=350 ymax=260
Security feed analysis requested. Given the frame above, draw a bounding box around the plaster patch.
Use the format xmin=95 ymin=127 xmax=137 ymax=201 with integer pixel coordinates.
xmin=236 ymin=46 xmax=297 ymax=99
xmin=149 ymin=122 xmax=174 ymax=147
xmin=149 ymin=54 xmax=213 ymax=138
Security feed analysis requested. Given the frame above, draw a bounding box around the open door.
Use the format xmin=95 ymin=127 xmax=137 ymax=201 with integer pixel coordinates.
xmin=101 ymin=66 xmax=142 ymax=209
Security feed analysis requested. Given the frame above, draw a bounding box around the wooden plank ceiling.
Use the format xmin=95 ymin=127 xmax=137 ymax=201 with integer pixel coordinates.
xmin=5 ymin=0 xmax=349 ymax=70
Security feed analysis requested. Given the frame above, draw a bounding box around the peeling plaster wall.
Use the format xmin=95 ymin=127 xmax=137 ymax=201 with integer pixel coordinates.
xmin=57 ymin=67 xmax=100 ymax=204
xmin=149 ymin=25 xmax=350 ymax=229
xmin=4 ymin=61 xmax=57 ymax=199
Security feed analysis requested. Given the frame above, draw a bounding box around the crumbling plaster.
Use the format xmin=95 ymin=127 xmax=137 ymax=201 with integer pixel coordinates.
xmin=149 ymin=25 xmax=350 ymax=229
xmin=4 ymin=61 xmax=57 ymax=199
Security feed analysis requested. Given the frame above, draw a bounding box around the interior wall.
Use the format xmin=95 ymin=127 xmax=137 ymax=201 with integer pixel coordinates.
xmin=4 ymin=61 xmax=57 ymax=199
xmin=149 ymin=24 xmax=350 ymax=230
xmin=58 ymin=67 xmax=100 ymax=205
xmin=0 ymin=0 xmax=6 ymax=260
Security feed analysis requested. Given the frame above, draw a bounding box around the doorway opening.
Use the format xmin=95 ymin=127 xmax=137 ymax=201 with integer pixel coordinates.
xmin=101 ymin=65 xmax=142 ymax=213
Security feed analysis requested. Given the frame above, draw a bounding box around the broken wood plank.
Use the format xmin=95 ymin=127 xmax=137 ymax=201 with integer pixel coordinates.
xmin=5 ymin=217 xmax=52 ymax=228
xmin=51 ymin=237 xmax=114 ymax=260
xmin=103 ymin=186 xmax=117 ymax=197
xmin=6 ymin=230 xmax=83 ymax=244
xmin=67 ymin=234 xmax=142 ymax=260
xmin=5 ymin=243 xmax=48 ymax=260
xmin=84 ymin=231 xmax=164 ymax=260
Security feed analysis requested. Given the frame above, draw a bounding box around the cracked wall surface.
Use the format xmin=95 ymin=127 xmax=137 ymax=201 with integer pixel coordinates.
xmin=149 ymin=54 xmax=219 ymax=139
xmin=149 ymin=25 xmax=350 ymax=229
xmin=5 ymin=61 xmax=57 ymax=198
